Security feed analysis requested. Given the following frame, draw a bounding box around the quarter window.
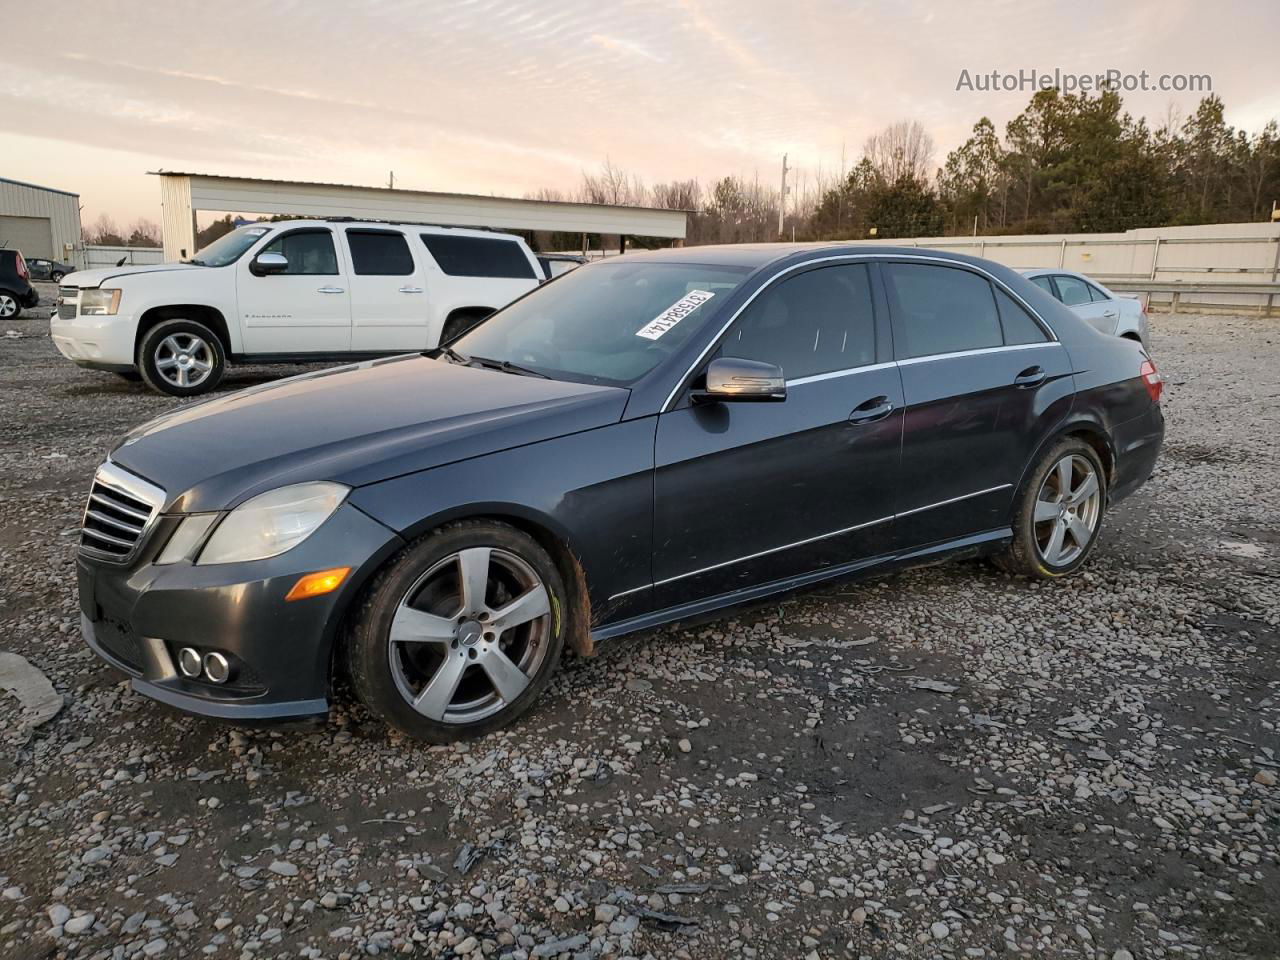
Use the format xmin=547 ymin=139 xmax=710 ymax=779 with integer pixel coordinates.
xmin=883 ymin=263 xmax=1003 ymax=359
xmin=347 ymin=230 xmax=415 ymax=276
xmin=1052 ymin=274 xmax=1094 ymax=307
xmin=421 ymin=234 xmax=537 ymax=279
xmin=1030 ymin=275 xmax=1056 ymax=297
xmin=727 ymin=264 xmax=876 ymax=381
xmin=993 ymin=287 xmax=1050 ymax=345
xmin=258 ymin=230 xmax=338 ymax=275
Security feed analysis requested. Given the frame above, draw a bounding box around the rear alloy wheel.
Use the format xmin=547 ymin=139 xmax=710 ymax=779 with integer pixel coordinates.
xmin=347 ymin=521 xmax=568 ymax=742
xmin=51 ymin=271 xmax=65 ymax=283
xmin=138 ymin=318 xmax=226 ymax=397
xmin=0 ymin=292 xmax=21 ymax=319
xmin=999 ymin=438 xmax=1107 ymax=578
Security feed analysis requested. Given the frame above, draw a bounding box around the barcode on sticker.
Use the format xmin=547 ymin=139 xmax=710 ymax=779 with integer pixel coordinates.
xmin=635 ymin=290 xmax=716 ymax=340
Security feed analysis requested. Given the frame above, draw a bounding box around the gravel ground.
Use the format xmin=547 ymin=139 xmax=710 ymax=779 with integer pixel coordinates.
xmin=0 ymin=284 xmax=1277 ymax=959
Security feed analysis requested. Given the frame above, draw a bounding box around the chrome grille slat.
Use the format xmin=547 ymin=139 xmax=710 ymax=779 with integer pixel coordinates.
xmin=58 ymin=302 xmax=77 ymax=320
xmin=80 ymin=462 xmax=165 ymax=562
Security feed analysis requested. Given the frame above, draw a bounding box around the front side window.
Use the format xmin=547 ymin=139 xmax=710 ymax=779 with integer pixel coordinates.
xmin=347 ymin=230 xmax=414 ymax=276
xmin=1053 ymin=275 xmax=1093 ymax=307
xmin=726 ymin=264 xmax=876 ymax=380
xmin=259 ymin=230 xmax=338 ymax=275
xmin=421 ymin=234 xmax=536 ymax=279
xmin=883 ymin=263 xmax=1003 ymax=359
xmin=453 ymin=260 xmax=750 ymax=386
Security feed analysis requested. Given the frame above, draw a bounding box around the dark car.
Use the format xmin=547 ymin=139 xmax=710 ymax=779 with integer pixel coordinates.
xmin=77 ymin=245 xmax=1164 ymax=741
xmin=0 ymin=249 xmax=41 ymax=319
xmin=25 ymin=256 xmax=75 ymax=283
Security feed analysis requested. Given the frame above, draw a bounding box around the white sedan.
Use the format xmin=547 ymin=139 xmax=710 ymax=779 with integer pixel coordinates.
xmin=1020 ymin=269 xmax=1149 ymax=348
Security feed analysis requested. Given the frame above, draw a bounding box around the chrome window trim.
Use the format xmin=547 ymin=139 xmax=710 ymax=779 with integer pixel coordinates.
xmin=661 ymin=252 xmax=1057 ymax=413
xmin=786 ymin=360 xmax=897 ymax=387
xmin=896 ymin=341 xmax=1062 ymax=366
xmin=81 ymin=460 xmax=167 ymax=564
xmin=606 ymin=482 xmax=1014 ymax=600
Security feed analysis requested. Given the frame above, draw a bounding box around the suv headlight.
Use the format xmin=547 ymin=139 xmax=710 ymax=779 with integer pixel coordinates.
xmin=80 ymin=288 xmax=122 ymax=315
xmin=194 ymin=482 xmax=349 ymax=565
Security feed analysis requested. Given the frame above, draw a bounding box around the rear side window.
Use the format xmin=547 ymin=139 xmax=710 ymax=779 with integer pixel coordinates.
xmin=994 ymin=287 xmax=1050 ymax=345
xmin=421 ymin=234 xmax=536 ymax=279
xmin=883 ymin=263 xmax=1003 ymax=359
xmin=259 ymin=230 xmax=338 ymax=275
xmin=347 ymin=231 xmax=414 ymax=276
xmin=1030 ymin=275 xmax=1057 ymax=298
xmin=728 ymin=264 xmax=876 ymax=380
xmin=1087 ymin=282 xmax=1111 ymax=303
xmin=1053 ymin=275 xmax=1093 ymax=307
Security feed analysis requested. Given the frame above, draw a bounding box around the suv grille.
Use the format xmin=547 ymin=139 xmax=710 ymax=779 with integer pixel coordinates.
xmin=80 ymin=463 xmax=165 ymax=561
xmin=57 ymin=287 xmax=78 ymax=320
xmin=58 ymin=302 xmax=77 ymax=320
xmin=58 ymin=285 xmax=78 ymax=298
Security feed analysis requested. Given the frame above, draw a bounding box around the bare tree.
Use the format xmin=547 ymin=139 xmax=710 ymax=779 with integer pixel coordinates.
xmin=127 ymin=218 xmax=162 ymax=247
xmin=650 ymin=180 xmax=700 ymax=211
xmin=863 ymin=121 xmax=935 ymax=184
xmin=87 ymin=214 xmax=126 ymax=246
xmin=580 ymin=159 xmax=648 ymax=207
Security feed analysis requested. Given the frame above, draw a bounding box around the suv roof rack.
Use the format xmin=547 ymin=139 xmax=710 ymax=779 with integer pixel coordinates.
xmin=320 ymin=216 xmax=501 ymax=233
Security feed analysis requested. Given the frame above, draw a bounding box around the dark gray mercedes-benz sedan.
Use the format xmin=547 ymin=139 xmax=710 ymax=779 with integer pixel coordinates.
xmin=78 ymin=244 xmax=1164 ymax=741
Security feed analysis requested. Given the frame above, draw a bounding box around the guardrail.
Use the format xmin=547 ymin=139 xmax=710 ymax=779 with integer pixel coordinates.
xmin=1103 ymin=280 xmax=1280 ymax=316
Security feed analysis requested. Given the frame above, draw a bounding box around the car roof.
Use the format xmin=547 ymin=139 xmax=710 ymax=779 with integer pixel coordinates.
xmin=617 ymin=242 xmax=1031 ymax=274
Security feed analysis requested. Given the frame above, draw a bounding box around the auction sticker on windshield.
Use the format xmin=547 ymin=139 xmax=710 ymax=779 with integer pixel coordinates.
xmin=635 ymin=290 xmax=716 ymax=340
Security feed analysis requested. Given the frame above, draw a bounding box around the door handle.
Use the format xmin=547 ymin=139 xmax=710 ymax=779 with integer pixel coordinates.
xmin=398 ymin=286 xmax=425 ymax=294
xmin=317 ymin=286 xmax=345 ymax=294
xmin=848 ymin=395 xmax=894 ymax=424
xmin=1014 ymin=365 xmax=1046 ymax=387
xmin=1102 ymin=309 xmax=1118 ymax=318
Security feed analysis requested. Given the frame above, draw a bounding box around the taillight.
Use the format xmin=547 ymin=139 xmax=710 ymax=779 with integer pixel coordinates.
xmin=15 ymin=253 xmax=28 ymax=282
xmin=1140 ymin=358 xmax=1162 ymax=404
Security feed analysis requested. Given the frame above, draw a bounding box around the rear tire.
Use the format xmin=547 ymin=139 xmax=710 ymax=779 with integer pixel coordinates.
xmin=0 ymin=291 xmax=22 ymax=320
xmin=51 ymin=271 xmax=65 ymax=283
xmin=997 ymin=437 xmax=1107 ymax=579
xmin=138 ymin=318 xmax=226 ymax=397
xmin=346 ymin=521 xmax=569 ymax=743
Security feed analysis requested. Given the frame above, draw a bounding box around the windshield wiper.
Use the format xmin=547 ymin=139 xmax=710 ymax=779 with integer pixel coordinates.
xmin=186 ymin=258 xmax=207 ymax=266
xmin=466 ymin=355 xmax=550 ymax=379
xmin=436 ymin=345 xmax=469 ymax=364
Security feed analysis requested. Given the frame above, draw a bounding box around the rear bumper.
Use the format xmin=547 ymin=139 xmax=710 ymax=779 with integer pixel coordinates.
xmin=1110 ymin=402 xmax=1164 ymax=505
xmin=20 ymin=286 xmax=40 ymax=308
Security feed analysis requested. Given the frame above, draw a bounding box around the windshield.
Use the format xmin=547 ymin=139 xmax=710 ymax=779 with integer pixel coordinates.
xmin=188 ymin=226 xmax=271 ymax=266
xmin=452 ymin=259 xmax=750 ymax=385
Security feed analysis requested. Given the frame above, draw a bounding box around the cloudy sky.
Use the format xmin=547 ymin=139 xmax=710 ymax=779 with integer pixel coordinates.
xmin=4 ymin=0 xmax=1278 ymax=227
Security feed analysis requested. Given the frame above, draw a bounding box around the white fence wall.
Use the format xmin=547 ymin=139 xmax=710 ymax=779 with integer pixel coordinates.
xmin=861 ymin=222 xmax=1280 ymax=314
xmin=82 ymin=245 xmax=166 ymax=270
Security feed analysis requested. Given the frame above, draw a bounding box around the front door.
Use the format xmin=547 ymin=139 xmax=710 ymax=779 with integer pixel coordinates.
xmin=883 ymin=261 xmax=1073 ymax=547
xmin=344 ymin=229 xmax=431 ymax=352
xmin=237 ymin=227 xmax=351 ymax=354
xmin=652 ymin=262 xmax=903 ymax=608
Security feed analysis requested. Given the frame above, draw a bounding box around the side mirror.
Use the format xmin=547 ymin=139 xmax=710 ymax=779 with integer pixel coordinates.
xmin=250 ymin=252 xmax=289 ymax=276
xmin=693 ymin=357 xmax=786 ymax=403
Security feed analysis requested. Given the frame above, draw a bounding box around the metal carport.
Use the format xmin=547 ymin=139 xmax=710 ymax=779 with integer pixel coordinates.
xmin=152 ymin=172 xmax=688 ymax=261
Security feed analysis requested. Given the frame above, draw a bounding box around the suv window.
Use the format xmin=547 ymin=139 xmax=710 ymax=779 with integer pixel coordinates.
xmin=259 ymin=229 xmax=338 ymax=275
xmin=994 ymin=287 xmax=1050 ymax=345
xmin=347 ymin=230 xmax=414 ymax=276
xmin=883 ymin=263 xmax=1003 ymax=359
xmin=421 ymin=234 xmax=536 ymax=279
xmin=727 ymin=264 xmax=876 ymax=380
xmin=1053 ymin=274 xmax=1093 ymax=307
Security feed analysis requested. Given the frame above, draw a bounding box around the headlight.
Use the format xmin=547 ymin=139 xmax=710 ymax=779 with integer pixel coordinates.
xmin=196 ymin=482 xmax=349 ymax=565
xmin=155 ymin=513 xmax=218 ymax=564
xmin=80 ymin=288 xmax=122 ymax=316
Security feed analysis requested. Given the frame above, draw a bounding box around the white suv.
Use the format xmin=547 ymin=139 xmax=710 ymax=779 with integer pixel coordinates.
xmin=50 ymin=219 xmax=546 ymax=396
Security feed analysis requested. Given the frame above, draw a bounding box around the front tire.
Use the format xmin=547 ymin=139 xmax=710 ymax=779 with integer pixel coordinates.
xmin=138 ymin=318 xmax=226 ymax=397
xmin=346 ymin=521 xmax=569 ymax=742
xmin=998 ymin=438 xmax=1106 ymax=578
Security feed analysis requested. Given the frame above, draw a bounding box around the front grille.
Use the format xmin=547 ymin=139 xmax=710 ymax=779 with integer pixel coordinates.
xmin=58 ymin=285 xmax=78 ymax=299
xmin=58 ymin=302 xmax=77 ymax=320
xmin=80 ymin=463 xmax=165 ymax=562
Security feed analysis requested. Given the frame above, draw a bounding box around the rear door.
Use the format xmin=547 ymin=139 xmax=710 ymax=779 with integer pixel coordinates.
xmin=345 ymin=228 xmax=429 ymax=352
xmin=1050 ymin=274 xmax=1116 ymax=334
xmin=652 ymin=262 xmax=902 ymax=608
xmin=236 ymin=226 xmax=351 ymax=354
xmin=884 ymin=261 xmax=1071 ymax=548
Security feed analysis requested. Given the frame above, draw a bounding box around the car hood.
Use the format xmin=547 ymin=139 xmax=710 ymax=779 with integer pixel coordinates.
xmin=63 ymin=263 xmax=201 ymax=287
xmin=110 ymin=355 xmax=630 ymax=512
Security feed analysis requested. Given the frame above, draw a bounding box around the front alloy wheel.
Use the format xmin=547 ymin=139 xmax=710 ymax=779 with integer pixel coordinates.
xmin=347 ymin=521 xmax=569 ymax=742
xmin=138 ymin=318 xmax=226 ymax=397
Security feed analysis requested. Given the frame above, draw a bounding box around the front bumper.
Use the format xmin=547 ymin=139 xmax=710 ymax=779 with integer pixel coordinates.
xmin=78 ymin=502 xmax=403 ymax=723
xmin=50 ymin=308 xmax=138 ymax=368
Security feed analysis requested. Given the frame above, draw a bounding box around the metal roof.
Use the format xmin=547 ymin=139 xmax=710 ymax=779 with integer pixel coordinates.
xmin=0 ymin=176 xmax=79 ymax=198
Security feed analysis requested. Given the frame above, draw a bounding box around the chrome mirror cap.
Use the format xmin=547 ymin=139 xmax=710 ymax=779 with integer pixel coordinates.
xmin=695 ymin=357 xmax=787 ymax=403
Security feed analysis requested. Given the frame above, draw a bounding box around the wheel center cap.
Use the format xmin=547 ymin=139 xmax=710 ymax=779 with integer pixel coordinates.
xmin=457 ymin=620 xmax=484 ymax=646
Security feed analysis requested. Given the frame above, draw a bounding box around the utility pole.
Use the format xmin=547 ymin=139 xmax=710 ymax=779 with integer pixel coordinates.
xmin=778 ymin=154 xmax=790 ymax=238
xmin=388 ymin=171 xmax=395 ymax=190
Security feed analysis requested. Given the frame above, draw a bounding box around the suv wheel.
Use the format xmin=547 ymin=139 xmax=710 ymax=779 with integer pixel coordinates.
xmin=998 ymin=437 xmax=1107 ymax=578
xmin=0 ymin=292 xmax=21 ymax=319
xmin=346 ymin=521 xmax=569 ymax=742
xmin=138 ymin=318 xmax=226 ymax=397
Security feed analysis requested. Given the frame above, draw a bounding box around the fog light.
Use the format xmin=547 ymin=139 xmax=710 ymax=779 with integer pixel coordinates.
xmin=203 ymin=652 xmax=230 ymax=684
xmin=177 ymin=647 xmax=202 ymax=678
